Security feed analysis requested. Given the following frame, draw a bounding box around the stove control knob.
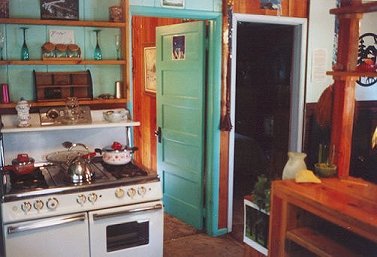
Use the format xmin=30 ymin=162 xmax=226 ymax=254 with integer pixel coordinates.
xmin=88 ymin=193 xmax=98 ymax=203
xmin=138 ymin=186 xmax=147 ymax=197
xmin=76 ymin=194 xmax=87 ymax=206
xmin=115 ymin=188 xmax=125 ymax=198
xmin=34 ymin=200 xmax=44 ymax=210
xmin=21 ymin=202 xmax=32 ymax=213
xmin=127 ymin=188 xmax=137 ymax=198
xmin=46 ymin=198 xmax=59 ymax=210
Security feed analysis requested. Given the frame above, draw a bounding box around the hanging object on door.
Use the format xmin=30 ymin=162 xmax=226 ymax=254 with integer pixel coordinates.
xmin=220 ymin=0 xmax=233 ymax=132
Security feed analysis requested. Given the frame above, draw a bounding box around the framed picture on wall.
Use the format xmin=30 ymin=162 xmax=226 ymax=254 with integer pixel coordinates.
xmin=40 ymin=0 xmax=79 ymax=20
xmin=144 ymin=45 xmax=157 ymax=94
xmin=161 ymin=0 xmax=184 ymax=8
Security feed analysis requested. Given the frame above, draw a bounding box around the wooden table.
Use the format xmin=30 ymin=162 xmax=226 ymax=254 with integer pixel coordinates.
xmin=268 ymin=178 xmax=377 ymax=257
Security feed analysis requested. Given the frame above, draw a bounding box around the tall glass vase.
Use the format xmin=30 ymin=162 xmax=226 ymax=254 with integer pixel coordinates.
xmin=93 ymin=29 xmax=102 ymax=60
xmin=20 ymin=27 xmax=29 ymax=61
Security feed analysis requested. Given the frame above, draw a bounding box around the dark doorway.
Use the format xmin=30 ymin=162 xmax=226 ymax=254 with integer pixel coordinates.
xmin=231 ymin=22 xmax=294 ymax=242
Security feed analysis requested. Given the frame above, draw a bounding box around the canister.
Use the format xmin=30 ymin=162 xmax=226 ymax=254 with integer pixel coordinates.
xmin=115 ymin=81 xmax=122 ymax=99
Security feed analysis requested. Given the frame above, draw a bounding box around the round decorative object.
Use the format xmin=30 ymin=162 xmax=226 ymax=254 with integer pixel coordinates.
xmin=356 ymin=32 xmax=377 ymax=87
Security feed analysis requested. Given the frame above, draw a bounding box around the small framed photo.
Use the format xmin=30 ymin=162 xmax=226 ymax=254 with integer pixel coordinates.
xmin=161 ymin=0 xmax=184 ymax=8
xmin=144 ymin=45 xmax=157 ymax=94
xmin=40 ymin=0 xmax=79 ymax=20
xmin=172 ymin=35 xmax=185 ymax=60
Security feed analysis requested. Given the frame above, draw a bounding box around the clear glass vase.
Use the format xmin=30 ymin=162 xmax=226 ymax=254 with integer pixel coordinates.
xmin=282 ymin=152 xmax=307 ymax=180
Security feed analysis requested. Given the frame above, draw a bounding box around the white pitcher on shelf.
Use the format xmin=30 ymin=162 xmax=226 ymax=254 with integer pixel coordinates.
xmin=15 ymin=98 xmax=31 ymax=127
xmin=282 ymin=152 xmax=307 ymax=180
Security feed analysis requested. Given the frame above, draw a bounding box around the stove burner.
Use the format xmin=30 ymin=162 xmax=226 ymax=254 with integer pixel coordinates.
xmin=101 ymin=161 xmax=148 ymax=179
xmin=9 ymin=169 xmax=48 ymax=191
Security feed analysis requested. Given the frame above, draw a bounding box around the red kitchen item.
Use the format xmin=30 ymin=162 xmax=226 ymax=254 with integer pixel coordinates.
xmin=11 ymin=153 xmax=36 ymax=175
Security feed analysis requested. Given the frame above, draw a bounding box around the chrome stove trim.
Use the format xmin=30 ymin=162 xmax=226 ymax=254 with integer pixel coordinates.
xmin=2 ymin=175 xmax=160 ymax=202
xmin=7 ymin=213 xmax=87 ymax=235
xmin=92 ymin=203 xmax=163 ymax=221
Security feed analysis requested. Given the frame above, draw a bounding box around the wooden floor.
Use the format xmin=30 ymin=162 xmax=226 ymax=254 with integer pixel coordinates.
xmin=164 ymin=214 xmax=244 ymax=257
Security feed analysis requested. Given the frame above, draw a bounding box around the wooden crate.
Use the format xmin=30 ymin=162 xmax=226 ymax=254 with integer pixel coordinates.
xmin=34 ymin=70 xmax=93 ymax=101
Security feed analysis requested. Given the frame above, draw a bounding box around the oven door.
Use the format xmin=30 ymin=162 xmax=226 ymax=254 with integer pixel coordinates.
xmin=89 ymin=200 xmax=163 ymax=257
xmin=3 ymin=213 xmax=90 ymax=257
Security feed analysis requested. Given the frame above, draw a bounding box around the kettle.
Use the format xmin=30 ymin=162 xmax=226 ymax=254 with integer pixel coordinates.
xmin=67 ymin=153 xmax=95 ymax=183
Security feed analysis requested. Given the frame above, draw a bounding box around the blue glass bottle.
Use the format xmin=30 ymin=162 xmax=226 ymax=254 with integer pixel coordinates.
xmin=93 ymin=30 xmax=102 ymax=60
xmin=20 ymin=27 xmax=29 ymax=61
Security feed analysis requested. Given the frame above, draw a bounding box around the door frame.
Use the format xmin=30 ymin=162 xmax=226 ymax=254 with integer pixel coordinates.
xmin=129 ymin=6 xmax=223 ymax=236
xmin=228 ymin=14 xmax=308 ymax=231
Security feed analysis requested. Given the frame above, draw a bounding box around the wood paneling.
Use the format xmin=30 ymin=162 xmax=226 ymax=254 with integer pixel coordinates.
xmin=132 ymin=16 xmax=181 ymax=172
xmin=233 ymin=0 xmax=309 ymax=18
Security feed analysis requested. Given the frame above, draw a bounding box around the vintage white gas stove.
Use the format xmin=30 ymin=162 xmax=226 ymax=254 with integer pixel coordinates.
xmin=1 ymin=160 xmax=163 ymax=257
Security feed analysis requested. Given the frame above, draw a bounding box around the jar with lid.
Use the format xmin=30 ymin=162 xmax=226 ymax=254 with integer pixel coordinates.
xmin=42 ymin=42 xmax=55 ymax=58
xmin=67 ymin=44 xmax=81 ymax=58
xmin=55 ymin=44 xmax=67 ymax=58
xmin=15 ymin=98 xmax=31 ymax=127
xmin=109 ymin=6 xmax=123 ymax=22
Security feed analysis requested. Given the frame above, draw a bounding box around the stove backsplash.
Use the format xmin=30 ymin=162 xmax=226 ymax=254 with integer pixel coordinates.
xmin=2 ymin=127 xmax=129 ymax=165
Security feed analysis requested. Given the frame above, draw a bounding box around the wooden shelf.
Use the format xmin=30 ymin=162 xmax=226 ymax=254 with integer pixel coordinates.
xmin=0 ymin=18 xmax=125 ymax=28
xmin=0 ymin=98 xmax=127 ymax=111
xmin=326 ymin=70 xmax=377 ymax=78
xmin=330 ymin=2 xmax=377 ymax=15
xmin=1 ymin=109 xmax=140 ymax=134
xmin=286 ymin=227 xmax=362 ymax=257
xmin=0 ymin=59 xmax=126 ymax=65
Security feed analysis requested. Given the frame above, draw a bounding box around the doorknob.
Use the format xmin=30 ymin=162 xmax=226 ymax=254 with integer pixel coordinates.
xmin=154 ymin=127 xmax=162 ymax=143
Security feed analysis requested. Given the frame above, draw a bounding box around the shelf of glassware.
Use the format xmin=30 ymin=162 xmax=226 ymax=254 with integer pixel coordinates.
xmin=0 ymin=18 xmax=126 ymax=28
xmin=0 ymin=98 xmax=128 ymax=111
xmin=0 ymin=110 xmax=140 ymax=134
xmin=0 ymin=60 xmax=126 ymax=65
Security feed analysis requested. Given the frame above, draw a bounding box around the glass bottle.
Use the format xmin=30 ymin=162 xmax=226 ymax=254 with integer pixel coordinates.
xmin=20 ymin=27 xmax=29 ymax=60
xmin=282 ymin=152 xmax=307 ymax=180
xmin=93 ymin=29 xmax=102 ymax=60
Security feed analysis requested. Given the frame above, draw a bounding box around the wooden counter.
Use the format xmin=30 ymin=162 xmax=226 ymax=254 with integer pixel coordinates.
xmin=268 ymin=178 xmax=377 ymax=257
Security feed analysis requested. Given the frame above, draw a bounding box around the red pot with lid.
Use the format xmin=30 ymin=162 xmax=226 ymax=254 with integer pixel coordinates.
xmin=11 ymin=153 xmax=36 ymax=175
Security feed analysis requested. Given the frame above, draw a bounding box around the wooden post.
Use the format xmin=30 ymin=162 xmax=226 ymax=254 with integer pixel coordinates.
xmin=330 ymin=0 xmax=362 ymax=177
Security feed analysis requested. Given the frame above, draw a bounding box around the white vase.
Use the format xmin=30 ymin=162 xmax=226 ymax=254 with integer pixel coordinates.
xmin=282 ymin=152 xmax=307 ymax=180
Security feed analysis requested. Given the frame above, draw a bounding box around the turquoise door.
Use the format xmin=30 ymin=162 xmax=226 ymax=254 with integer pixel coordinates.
xmin=156 ymin=21 xmax=207 ymax=229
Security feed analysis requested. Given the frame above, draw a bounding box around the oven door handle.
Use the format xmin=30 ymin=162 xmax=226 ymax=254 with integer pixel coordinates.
xmin=7 ymin=213 xmax=87 ymax=235
xmin=92 ymin=203 xmax=163 ymax=221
